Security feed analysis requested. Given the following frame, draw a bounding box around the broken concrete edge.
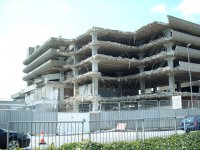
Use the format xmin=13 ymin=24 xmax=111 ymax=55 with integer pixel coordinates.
xmin=23 ymin=29 xmax=200 ymax=76
xmin=22 ymin=37 xmax=171 ymax=74
xmin=23 ymin=48 xmax=69 ymax=73
xmin=168 ymin=15 xmax=200 ymax=36
xmin=23 ymin=37 xmax=73 ymax=65
xmin=23 ymin=60 xmax=66 ymax=81
xmin=24 ymin=15 xmax=200 ymax=66
xmin=64 ymin=52 xmax=172 ymax=70
xmin=64 ymin=92 xmax=200 ymax=103
xmin=23 ymin=31 xmax=200 ymax=76
xmin=24 ymin=41 xmax=200 ymax=79
xmin=63 ymin=67 xmax=173 ymax=83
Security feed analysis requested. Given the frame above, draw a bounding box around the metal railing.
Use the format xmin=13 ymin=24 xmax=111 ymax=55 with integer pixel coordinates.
xmin=6 ymin=121 xmax=85 ymax=149
xmin=89 ymin=117 xmax=179 ymax=143
xmin=5 ymin=117 xmax=188 ymax=149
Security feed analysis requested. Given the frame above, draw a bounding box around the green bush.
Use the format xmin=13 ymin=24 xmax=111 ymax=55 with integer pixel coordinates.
xmin=47 ymin=131 xmax=200 ymax=150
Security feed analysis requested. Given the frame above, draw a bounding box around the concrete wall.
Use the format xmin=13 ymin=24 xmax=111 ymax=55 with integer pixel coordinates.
xmin=24 ymin=83 xmax=59 ymax=111
xmin=58 ymin=112 xmax=90 ymax=134
xmin=79 ymin=84 xmax=92 ymax=96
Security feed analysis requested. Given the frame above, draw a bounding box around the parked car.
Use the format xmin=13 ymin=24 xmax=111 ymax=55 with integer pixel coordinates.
xmin=180 ymin=115 xmax=200 ymax=133
xmin=0 ymin=128 xmax=31 ymax=149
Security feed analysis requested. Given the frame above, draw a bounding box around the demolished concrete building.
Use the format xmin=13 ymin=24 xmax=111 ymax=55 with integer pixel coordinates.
xmin=12 ymin=15 xmax=200 ymax=111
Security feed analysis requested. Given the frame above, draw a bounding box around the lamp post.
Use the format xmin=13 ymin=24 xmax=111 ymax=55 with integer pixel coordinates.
xmin=187 ymin=44 xmax=193 ymax=108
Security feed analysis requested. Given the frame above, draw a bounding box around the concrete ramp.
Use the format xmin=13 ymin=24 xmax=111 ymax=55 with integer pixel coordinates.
xmin=179 ymin=61 xmax=200 ymax=72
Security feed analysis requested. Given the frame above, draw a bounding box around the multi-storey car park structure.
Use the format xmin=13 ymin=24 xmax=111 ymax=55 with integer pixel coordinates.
xmin=12 ymin=16 xmax=200 ymax=112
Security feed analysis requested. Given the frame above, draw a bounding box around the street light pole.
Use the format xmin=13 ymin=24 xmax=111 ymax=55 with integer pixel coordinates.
xmin=187 ymin=44 xmax=193 ymax=108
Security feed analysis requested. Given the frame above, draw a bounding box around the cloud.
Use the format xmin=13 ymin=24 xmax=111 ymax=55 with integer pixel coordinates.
xmin=150 ymin=4 xmax=167 ymax=14
xmin=175 ymin=0 xmax=200 ymax=17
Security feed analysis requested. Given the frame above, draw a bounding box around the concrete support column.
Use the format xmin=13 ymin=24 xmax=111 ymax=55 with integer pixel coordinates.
xmin=138 ymin=66 xmax=145 ymax=94
xmin=90 ymin=32 xmax=98 ymax=42
xmin=73 ymin=101 xmax=79 ymax=112
xmin=73 ymin=43 xmax=78 ymax=51
xmin=166 ymin=55 xmax=175 ymax=92
xmin=168 ymin=73 xmax=175 ymax=92
xmin=164 ymin=42 xmax=174 ymax=52
xmin=117 ymin=72 xmax=123 ymax=96
xmin=91 ymin=59 xmax=100 ymax=72
xmin=92 ymin=76 xmax=99 ymax=95
xmin=118 ymin=102 xmax=120 ymax=111
xmin=72 ymin=55 xmax=80 ymax=64
xmin=167 ymin=57 xmax=174 ymax=68
xmin=165 ymin=43 xmax=176 ymax=93
xmin=73 ymin=82 xmax=78 ymax=97
xmin=165 ymin=42 xmax=175 ymax=69
xmin=138 ymin=53 xmax=146 ymax=95
xmin=59 ymin=57 xmax=65 ymax=101
xmin=59 ymin=71 xmax=64 ymax=101
xmin=92 ymin=100 xmax=99 ymax=111
xmin=73 ymin=67 xmax=80 ymax=76
xmin=59 ymin=88 xmax=64 ymax=101
xmin=90 ymin=45 xmax=99 ymax=56
xmin=91 ymin=75 xmax=99 ymax=112
xmin=89 ymin=31 xmax=99 ymax=56
xmin=140 ymin=80 xmax=146 ymax=94
xmin=72 ymin=55 xmax=80 ymax=100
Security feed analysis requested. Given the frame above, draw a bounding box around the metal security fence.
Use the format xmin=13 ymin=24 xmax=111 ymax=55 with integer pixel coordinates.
xmin=0 ymin=110 xmax=57 ymax=129
xmin=88 ymin=117 xmax=179 ymax=143
xmin=6 ymin=117 xmax=187 ymax=149
xmin=94 ymin=108 xmax=200 ymax=122
xmin=182 ymin=100 xmax=200 ymax=109
xmin=2 ymin=108 xmax=200 ymax=149
xmin=6 ymin=121 xmax=85 ymax=149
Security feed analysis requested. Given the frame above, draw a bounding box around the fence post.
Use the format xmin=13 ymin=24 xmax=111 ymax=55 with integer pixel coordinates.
xmin=6 ymin=121 xmax=10 ymax=149
xmin=174 ymin=117 xmax=177 ymax=134
xmin=81 ymin=119 xmax=85 ymax=141
xmin=135 ymin=120 xmax=138 ymax=140
xmin=184 ymin=119 xmax=186 ymax=132
xmin=89 ymin=121 xmax=91 ymax=141
xmin=142 ymin=119 xmax=145 ymax=141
